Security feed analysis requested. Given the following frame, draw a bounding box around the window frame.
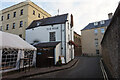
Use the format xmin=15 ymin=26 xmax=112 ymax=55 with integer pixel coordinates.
xmin=1 ymin=16 xmax=3 ymax=21
xmin=20 ymin=21 xmax=23 ymax=27
xmin=49 ymin=32 xmax=56 ymax=41
xmin=7 ymin=14 xmax=10 ymax=19
xmin=101 ymin=28 xmax=105 ymax=34
xmin=38 ymin=13 xmax=40 ymax=18
xmin=33 ymin=10 xmax=35 ymax=15
xmin=13 ymin=12 xmax=16 ymax=18
xmin=94 ymin=29 xmax=98 ymax=34
xmin=6 ymin=24 xmax=9 ymax=30
xmin=20 ymin=9 xmax=23 ymax=15
xmin=12 ymin=23 xmax=15 ymax=29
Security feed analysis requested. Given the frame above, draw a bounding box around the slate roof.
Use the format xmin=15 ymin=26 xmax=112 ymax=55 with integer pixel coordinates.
xmin=34 ymin=42 xmax=60 ymax=48
xmin=81 ymin=19 xmax=111 ymax=31
xmin=27 ymin=13 xmax=68 ymax=30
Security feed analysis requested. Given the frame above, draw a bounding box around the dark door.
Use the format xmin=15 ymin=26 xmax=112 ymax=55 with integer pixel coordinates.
xmin=36 ymin=47 xmax=54 ymax=67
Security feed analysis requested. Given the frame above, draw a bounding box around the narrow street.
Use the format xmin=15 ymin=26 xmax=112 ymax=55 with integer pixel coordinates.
xmin=29 ymin=56 xmax=103 ymax=78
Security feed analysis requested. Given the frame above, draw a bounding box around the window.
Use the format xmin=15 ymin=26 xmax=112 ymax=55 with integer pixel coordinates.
xmin=38 ymin=13 xmax=40 ymax=18
xmin=100 ymin=20 xmax=105 ymax=24
xmin=20 ymin=9 xmax=23 ymax=15
xmin=0 ymin=26 xmax=2 ymax=31
xmin=101 ymin=28 xmax=105 ymax=34
xmin=95 ymin=39 xmax=98 ymax=47
xmin=49 ymin=32 xmax=56 ymax=41
xmin=96 ymin=49 xmax=99 ymax=54
xmin=1 ymin=16 xmax=3 ymax=21
xmin=94 ymin=29 xmax=98 ymax=34
xmin=19 ymin=34 xmax=22 ymax=38
xmin=13 ymin=12 xmax=16 ymax=17
xmin=94 ymin=22 xmax=98 ymax=26
xmin=33 ymin=10 xmax=35 ymax=15
xmin=7 ymin=14 xmax=10 ymax=19
xmin=6 ymin=24 xmax=9 ymax=30
xmin=20 ymin=21 xmax=23 ymax=27
xmin=43 ymin=16 xmax=44 ymax=19
xmin=13 ymin=23 xmax=15 ymax=29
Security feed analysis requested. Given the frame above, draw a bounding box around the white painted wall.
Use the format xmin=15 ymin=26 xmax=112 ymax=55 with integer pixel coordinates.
xmin=54 ymin=43 xmax=61 ymax=64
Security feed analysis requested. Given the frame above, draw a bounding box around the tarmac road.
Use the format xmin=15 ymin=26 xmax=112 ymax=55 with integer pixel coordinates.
xmin=29 ymin=56 xmax=103 ymax=79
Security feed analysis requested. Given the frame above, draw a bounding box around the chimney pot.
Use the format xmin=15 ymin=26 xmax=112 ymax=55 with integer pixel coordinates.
xmin=108 ymin=13 xmax=113 ymax=19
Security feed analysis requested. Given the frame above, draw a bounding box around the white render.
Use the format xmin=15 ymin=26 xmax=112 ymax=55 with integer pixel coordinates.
xmin=26 ymin=16 xmax=74 ymax=63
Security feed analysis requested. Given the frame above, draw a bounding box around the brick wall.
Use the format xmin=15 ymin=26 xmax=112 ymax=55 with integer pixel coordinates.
xmin=101 ymin=4 xmax=120 ymax=78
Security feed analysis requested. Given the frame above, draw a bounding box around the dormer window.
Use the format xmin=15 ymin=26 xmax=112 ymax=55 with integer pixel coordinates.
xmin=100 ymin=20 xmax=105 ymax=24
xmin=94 ymin=22 xmax=98 ymax=26
xmin=37 ymin=22 xmax=41 ymax=26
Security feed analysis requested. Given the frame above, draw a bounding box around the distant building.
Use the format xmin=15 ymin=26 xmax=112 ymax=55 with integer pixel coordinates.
xmin=101 ymin=4 xmax=120 ymax=78
xmin=26 ymin=14 xmax=76 ymax=65
xmin=0 ymin=0 xmax=51 ymax=39
xmin=74 ymin=32 xmax=82 ymax=56
xmin=81 ymin=15 xmax=111 ymax=56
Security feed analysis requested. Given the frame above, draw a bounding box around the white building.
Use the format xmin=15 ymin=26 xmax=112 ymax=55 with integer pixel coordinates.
xmin=26 ymin=13 xmax=75 ymax=65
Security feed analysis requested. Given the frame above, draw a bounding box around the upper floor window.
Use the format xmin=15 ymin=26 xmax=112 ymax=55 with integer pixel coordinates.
xmin=95 ymin=38 xmax=98 ymax=47
xmin=33 ymin=10 xmax=35 ymax=15
xmin=38 ymin=13 xmax=40 ymax=18
xmin=7 ymin=14 xmax=10 ymax=19
xmin=20 ymin=21 xmax=23 ymax=27
xmin=100 ymin=20 xmax=105 ymax=24
xmin=6 ymin=24 xmax=9 ymax=30
xmin=13 ymin=23 xmax=15 ymax=29
xmin=20 ymin=9 xmax=23 ymax=15
xmin=94 ymin=29 xmax=98 ymax=34
xmin=49 ymin=32 xmax=56 ymax=41
xmin=1 ymin=16 xmax=3 ymax=21
xmin=13 ymin=12 xmax=16 ymax=17
xmin=94 ymin=22 xmax=98 ymax=26
xmin=101 ymin=28 xmax=105 ymax=34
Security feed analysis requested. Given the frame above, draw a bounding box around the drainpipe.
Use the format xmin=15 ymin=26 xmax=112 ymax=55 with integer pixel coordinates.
xmin=61 ymin=24 xmax=62 ymax=56
xmin=64 ymin=23 xmax=66 ymax=63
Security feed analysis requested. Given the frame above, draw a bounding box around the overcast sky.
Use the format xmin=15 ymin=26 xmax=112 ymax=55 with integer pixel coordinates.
xmin=0 ymin=0 xmax=119 ymax=34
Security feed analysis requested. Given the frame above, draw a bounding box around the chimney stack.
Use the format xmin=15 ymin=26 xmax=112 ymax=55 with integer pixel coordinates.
xmin=108 ymin=13 xmax=113 ymax=19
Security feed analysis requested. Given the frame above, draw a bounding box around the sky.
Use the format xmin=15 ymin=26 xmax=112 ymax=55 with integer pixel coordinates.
xmin=0 ymin=0 xmax=119 ymax=35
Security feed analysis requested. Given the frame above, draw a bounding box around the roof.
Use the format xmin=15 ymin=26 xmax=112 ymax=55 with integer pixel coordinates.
xmin=81 ymin=19 xmax=111 ymax=31
xmin=0 ymin=31 xmax=36 ymax=50
xmin=34 ymin=42 xmax=60 ymax=48
xmin=27 ymin=13 xmax=68 ymax=30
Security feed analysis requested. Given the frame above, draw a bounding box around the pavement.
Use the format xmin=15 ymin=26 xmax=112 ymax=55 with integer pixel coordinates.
xmin=2 ymin=58 xmax=78 ymax=80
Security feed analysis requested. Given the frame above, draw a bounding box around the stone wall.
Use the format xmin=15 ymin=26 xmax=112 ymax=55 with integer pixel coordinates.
xmin=74 ymin=32 xmax=82 ymax=56
xmin=101 ymin=4 xmax=120 ymax=78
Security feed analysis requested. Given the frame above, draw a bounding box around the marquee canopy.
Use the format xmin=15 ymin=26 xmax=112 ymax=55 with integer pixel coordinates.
xmin=0 ymin=31 xmax=36 ymax=50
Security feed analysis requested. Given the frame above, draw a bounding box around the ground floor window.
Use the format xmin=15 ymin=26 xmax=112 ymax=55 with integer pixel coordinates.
xmin=2 ymin=48 xmax=18 ymax=70
xmin=96 ymin=49 xmax=99 ymax=54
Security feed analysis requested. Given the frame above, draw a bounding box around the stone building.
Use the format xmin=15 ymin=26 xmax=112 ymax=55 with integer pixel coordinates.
xmin=74 ymin=31 xmax=82 ymax=56
xmin=81 ymin=15 xmax=111 ymax=56
xmin=0 ymin=0 xmax=51 ymax=39
xmin=101 ymin=3 xmax=120 ymax=78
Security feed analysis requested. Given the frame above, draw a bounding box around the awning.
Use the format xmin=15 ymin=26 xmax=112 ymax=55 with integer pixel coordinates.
xmin=68 ymin=40 xmax=78 ymax=47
